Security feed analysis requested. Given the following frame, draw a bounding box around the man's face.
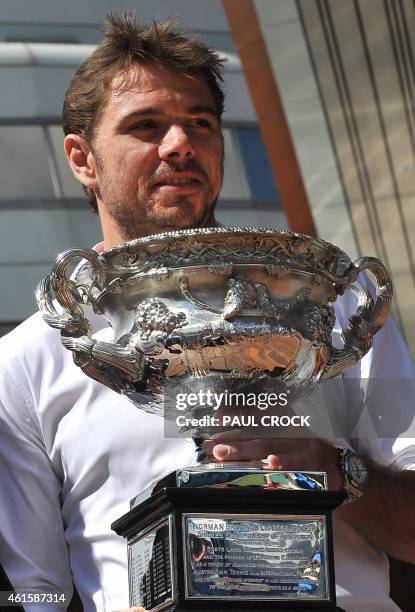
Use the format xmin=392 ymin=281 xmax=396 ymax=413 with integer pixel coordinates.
xmin=89 ymin=64 xmax=223 ymax=242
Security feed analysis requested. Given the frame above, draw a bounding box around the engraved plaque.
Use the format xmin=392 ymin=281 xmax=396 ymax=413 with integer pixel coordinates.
xmin=183 ymin=514 xmax=329 ymax=601
xmin=128 ymin=515 xmax=175 ymax=610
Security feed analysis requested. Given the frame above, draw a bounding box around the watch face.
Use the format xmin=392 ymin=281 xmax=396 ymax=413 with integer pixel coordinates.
xmin=347 ymin=453 xmax=368 ymax=489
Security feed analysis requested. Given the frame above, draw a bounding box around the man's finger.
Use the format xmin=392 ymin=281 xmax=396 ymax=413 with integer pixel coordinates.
xmin=264 ymin=453 xmax=311 ymax=471
xmin=202 ymin=431 xmax=256 ymax=455
xmin=209 ymin=438 xmax=283 ymax=462
xmin=210 ymin=429 xmax=259 ymax=441
xmin=204 ymin=437 xmax=311 ymax=460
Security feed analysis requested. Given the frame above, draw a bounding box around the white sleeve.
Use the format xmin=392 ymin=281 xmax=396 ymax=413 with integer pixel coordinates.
xmin=342 ymin=312 xmax=415 ymax=469
xmin=0 ymin=359 xmax=73 ymax=612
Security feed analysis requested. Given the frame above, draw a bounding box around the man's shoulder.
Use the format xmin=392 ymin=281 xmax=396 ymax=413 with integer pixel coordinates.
xmin=0 ymin=312 xmax=62 ymax=358
xmin=0 ymin=312 xmax=60 ymax=348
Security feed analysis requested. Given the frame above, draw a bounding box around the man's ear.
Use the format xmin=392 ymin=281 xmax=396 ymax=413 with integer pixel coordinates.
xmin=64 ymin=134 xmax=99 ymax=190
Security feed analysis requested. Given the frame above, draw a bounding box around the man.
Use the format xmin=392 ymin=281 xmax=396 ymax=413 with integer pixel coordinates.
xmin=0 ymin=14 xmax=414 ymax=612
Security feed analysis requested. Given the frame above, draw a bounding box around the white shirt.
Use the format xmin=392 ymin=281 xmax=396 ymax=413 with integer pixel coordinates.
xmin=0 ymin=288 xmax=414 ymax=612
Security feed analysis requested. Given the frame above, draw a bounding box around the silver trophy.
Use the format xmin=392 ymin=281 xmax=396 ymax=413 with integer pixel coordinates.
xmin=37 ymin=228 xmax=392 ymax=611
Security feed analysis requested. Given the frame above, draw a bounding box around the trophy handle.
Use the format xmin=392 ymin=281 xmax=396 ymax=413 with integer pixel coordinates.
xmin=322 ymin=256 xmax=393 ymax=379
xmin=36 ymin=248 xmax=148 ymax=393
xmin=36 ymin=248 xmax=103 ymax=335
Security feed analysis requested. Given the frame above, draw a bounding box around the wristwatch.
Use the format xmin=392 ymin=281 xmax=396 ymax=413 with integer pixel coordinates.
xmin=337 ymin=448 xmax=369 ymax=501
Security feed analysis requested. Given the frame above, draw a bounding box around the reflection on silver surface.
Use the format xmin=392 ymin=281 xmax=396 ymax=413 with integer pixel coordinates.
xmin=183 ymin=513 xmax=329 ymax=601
xmin=128 ymin=515 xmax=175 ymax=611
xmin=177 ymin=466 xmax=327 ymax=491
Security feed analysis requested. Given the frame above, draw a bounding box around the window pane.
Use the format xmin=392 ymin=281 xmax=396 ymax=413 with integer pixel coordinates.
xmin=236 ymin=128 xmax=280 ymax=202
xmin=0 ymin=209 xmax=101 ymax=321
xmin=220 ymin=128 xmax=251 ymax=200
xmin=48 ymin=125 xmax=84 ymax=198
xmin=0 ymin=126 xmax=54 ymax=199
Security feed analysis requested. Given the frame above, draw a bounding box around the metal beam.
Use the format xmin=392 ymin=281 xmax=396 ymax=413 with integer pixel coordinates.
xmin=222 ymin=0 xmax=317 ymax=235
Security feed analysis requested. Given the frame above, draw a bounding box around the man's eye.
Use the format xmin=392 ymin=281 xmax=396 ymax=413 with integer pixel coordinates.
xmin=190 ymin=118 xmax=212 ymax=128
xmin=130 ymin=120 xmax=158 ymax=130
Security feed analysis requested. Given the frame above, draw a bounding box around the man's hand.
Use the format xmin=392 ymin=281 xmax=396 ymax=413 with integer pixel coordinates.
xmin=203 ymin=432 xmax=415 ymax=564
xmin=202 ymin=432 xmax=343 ymax=490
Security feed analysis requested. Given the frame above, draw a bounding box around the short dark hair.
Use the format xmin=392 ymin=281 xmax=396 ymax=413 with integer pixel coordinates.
xmin=63 ymin=13 xmax=226 ymax=211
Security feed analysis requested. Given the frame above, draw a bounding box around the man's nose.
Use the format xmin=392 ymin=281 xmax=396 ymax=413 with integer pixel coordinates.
xmin=158 ymin=125 xmax=196 ymax=163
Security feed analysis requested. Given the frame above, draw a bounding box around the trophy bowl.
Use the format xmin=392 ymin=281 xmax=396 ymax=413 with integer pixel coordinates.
xmin=37 ymin=227 xmax=392 ymax=404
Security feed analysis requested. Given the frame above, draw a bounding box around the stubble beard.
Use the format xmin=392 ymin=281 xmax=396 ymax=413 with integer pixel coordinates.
xmin=94 ymin=156 xmax=222 ymax=241
xmin=98 ymin=189 xmax=219 ymax=241
xmin=135 ymin=195 xmax=218 ymax=238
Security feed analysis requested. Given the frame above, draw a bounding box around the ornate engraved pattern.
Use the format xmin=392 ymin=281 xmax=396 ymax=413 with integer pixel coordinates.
xmin=134 ymin=298 xmax=187 ymax=340
xmin=98 ymin=228 xmax=355 ymax=287
xmin=223 ymin=278 xmax=258 ymax=319
xmin=288 ymin=299 xmax=335 ymax=343
xmin=36 ymin=229 xmax=393 ymax=403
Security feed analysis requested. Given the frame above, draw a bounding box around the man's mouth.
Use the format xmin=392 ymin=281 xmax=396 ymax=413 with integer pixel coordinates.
xmin=153 ymin=174 xmax=203 ymax=193
xmin=157 ymin=177 xmax=201 ymax=186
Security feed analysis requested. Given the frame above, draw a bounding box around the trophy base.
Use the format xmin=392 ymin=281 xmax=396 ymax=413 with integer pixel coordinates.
xmin=112 ymin=479 xmax=346 ymax=611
